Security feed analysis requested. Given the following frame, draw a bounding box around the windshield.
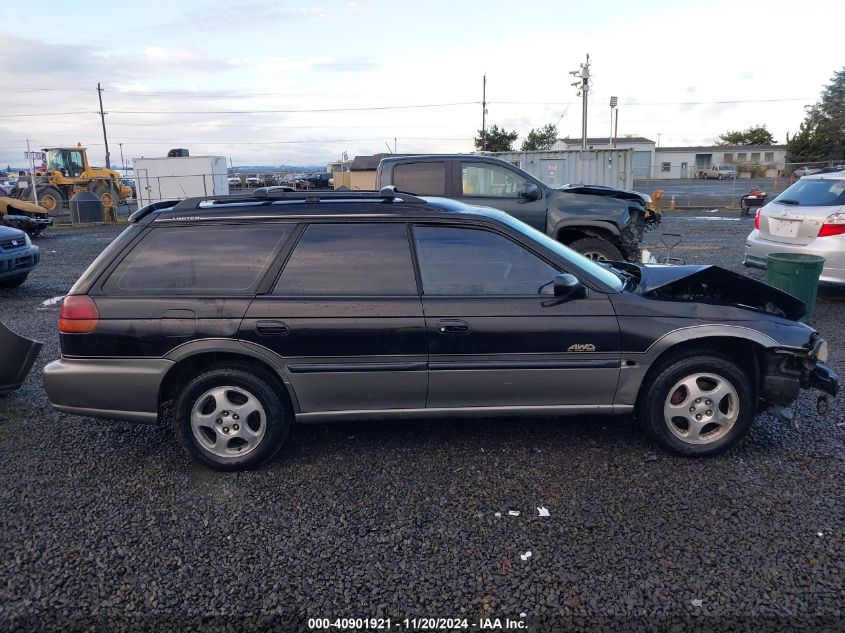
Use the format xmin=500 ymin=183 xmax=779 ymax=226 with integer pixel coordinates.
xmin=774 ymin=178 xmax=845 ymax=206
xmin=498 ymin=213 xmax=625 ymax=291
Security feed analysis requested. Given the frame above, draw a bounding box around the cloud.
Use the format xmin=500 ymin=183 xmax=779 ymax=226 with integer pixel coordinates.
xmin=162 ymin=2 xmax=326 ymax=31
xmin=740 ymin=71 xmax=755 ymax=80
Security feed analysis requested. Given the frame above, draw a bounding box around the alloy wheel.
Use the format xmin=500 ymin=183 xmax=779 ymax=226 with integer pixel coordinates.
xmin=190 ymin=386 xmax=267 ymax=458
xmin=662 ymin=372 xmax=739 ymax=445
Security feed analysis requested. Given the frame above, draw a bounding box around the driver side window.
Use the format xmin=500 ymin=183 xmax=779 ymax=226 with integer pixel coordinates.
xmin=461 ymin=163 xmax=527 ymax=198
xmin=413 ymin=225 xmax=559 ymax=295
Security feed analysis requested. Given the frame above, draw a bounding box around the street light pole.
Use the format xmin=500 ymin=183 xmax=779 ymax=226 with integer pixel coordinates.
xmin=609 ymin=96 xmax=617 ymax=148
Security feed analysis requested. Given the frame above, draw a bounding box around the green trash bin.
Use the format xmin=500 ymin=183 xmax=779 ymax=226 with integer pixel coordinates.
xmin=766 ymin=253 xmax=825 ymax=323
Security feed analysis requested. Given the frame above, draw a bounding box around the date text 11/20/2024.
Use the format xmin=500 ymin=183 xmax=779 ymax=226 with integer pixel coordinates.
xmin=307 ymin=617 xmax=528 ymax=630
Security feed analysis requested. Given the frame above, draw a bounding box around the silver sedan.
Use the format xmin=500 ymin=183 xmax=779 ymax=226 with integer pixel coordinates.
xmin=744 ymin=170 xmax=845 ymax=284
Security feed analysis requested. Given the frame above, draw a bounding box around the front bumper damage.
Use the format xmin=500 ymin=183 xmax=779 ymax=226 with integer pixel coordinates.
xmin=0 ymin=321 xmax=42 ymax=394
xmin=760 ymin=336 xmax=839 ymax=426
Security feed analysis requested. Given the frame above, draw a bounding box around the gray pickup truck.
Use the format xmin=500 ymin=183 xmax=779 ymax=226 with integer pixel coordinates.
xmin=376 ymin=154 xmax=657 ymax=261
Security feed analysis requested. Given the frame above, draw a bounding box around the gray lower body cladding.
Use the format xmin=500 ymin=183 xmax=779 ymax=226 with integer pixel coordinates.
xmin=42 ymin=357 xmax=173 ymax=423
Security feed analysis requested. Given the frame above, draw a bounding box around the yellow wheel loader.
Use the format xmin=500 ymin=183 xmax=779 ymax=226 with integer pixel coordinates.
xmin=3 ymin=146 xmax=131 ymax=222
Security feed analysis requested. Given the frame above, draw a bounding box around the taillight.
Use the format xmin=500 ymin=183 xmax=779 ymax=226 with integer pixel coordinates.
xmin=59 ymin=295 xmax=99 ymax=334
xmin=754 ymin=208 xmax=761 ymax=230
xmin=818 ymin=212 xmax=845 ymax=237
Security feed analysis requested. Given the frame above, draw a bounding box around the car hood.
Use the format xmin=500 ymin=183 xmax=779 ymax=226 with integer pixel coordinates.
xmin=557 ymin=184 xmax=650 ymax=205
xmin=618 ymin=263 xmax=805 ymax=320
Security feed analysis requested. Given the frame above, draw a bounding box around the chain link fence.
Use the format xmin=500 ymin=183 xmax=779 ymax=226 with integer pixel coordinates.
xmin=635 ymin=160 xmax=844 ymax=210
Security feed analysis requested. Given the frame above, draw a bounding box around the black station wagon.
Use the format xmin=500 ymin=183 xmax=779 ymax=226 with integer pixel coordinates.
xmin=43 ymin=188 xmax=838 ymax=470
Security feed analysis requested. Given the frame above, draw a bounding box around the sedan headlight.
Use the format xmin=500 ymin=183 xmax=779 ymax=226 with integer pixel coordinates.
xmin=24 ymin=232 xmax=32 ymax=247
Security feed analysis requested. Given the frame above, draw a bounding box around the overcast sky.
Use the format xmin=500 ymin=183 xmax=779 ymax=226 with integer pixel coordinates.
xmin=0 ymin=0 xmax=840 ymax=169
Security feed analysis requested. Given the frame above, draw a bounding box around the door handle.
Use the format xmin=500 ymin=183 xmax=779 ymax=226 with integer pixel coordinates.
xmin=437 ymin=320 xmax=470 ymax=334
xmin=255 ymin=320 xmax=289 ymax=335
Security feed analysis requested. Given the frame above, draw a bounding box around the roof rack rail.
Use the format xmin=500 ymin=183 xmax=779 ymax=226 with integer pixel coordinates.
xmin=128 ymin=199 xmax=181 ymax=223
xmin=168 ymin=186 xmax=427 ymax=212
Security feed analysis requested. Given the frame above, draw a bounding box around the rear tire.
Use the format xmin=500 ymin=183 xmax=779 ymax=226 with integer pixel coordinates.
xmin=173 ymin=365 xmax=291 ymax=471
xmin=568 ymin=237 xmax=623 ymax=262
xmin=0 ymin=274 xmax=28 ymax=289
xmin=90 ymin=182 xmax=116 ymax=208
xmin=637 ymin=351 xmax=754 ymax=456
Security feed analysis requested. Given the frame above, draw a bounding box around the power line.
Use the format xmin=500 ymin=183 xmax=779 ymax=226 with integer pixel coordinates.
xmin=107 ymin=102 xmax=480 ymax=114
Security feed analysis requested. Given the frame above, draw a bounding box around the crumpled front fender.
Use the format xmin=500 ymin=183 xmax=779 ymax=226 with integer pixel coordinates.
xmin=0 ymin=321 xmax=42 ymax=394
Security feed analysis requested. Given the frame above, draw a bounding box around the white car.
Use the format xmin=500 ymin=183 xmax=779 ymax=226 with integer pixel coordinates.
xmin=793 ymin=166 xmax=821 ymax=178
xmin=245 ymin=175 xmax=261 ymax=187
xmin=744 ymin=170 xmax=845 ymax=284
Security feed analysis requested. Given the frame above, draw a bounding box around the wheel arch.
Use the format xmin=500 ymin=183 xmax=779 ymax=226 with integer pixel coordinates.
xmin=158 ymin=346 xmax=300 ymax=424
xmin=617 ymin=327 xmax=778 ymax=408
xmin=631 ymin=334 xmax=770 ymax=412
xmin=555 ymin=221 xmax=621 ymax=245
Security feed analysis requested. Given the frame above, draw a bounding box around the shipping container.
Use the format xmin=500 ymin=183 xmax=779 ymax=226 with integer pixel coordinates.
xmin=487 ymin=149 xmax=634 ymax=190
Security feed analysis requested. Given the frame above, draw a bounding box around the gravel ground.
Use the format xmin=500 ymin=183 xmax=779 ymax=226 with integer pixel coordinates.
xmin=1 ymin=213 xmax=843 ymax=632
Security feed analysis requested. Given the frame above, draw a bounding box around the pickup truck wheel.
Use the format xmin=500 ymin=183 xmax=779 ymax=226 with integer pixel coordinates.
xmin=0 ymin=274 xmax=28 ymax=289
xmin=568 ymin=237 xmax=622 ymax=262
xmin=638 ymin=352 xmax=753 ymax=456
xmin=173 ymin=365 xmax=291 ymax=471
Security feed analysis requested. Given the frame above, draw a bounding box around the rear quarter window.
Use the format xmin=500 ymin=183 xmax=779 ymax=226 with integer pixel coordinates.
xmin=103 ymin=225 xmax=288 ymax=294
xmin=392 ymin=162 xmax=446 ymax=196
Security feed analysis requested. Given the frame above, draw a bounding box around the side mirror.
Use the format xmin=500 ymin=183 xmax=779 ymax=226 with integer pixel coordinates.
xmin=519 ymin=182 xmax=541 ymax=201
xmin=553 ymin=273 xmax=587 ymax=300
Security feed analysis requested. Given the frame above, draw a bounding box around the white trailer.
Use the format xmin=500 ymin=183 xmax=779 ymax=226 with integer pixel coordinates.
xmin=133 ymin=155 xmax=229 ymax=207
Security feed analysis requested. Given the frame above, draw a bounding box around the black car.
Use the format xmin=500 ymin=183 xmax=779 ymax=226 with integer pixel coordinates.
xmin=43 ymin=189 xmax=837 ymax=471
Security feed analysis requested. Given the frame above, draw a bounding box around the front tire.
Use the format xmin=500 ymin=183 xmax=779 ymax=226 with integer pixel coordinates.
xmin=568 ymin=237 xmax=623 ymax=262
xmin=173 ymin=365 xmax=291 ymax=470
xmin=638 ymin=351 xmax=754 ymax=456
xmin=36 ymin=186 xmax=64 ymax=213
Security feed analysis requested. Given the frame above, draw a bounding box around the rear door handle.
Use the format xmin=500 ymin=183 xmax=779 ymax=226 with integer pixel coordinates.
xmin=437 ymin=319 xmax=470 ymax=334
xmin=255 ymin=320 xmax=289 ymax=335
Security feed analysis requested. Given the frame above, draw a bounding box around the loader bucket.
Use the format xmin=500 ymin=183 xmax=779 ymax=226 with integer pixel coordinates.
xmin=0 ymin=321 xmax=42 ymax=394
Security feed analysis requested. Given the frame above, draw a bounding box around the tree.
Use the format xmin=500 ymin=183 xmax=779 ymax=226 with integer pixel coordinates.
xmin=787 ymin=67 xmax=845 ymax=163
xmin=715 ymin=125 xmax=775 ymax=146
xmin=474 ymin=124 xmax=518 ymax=152
xmin=520 ymin=123 xmax=558 ymax=151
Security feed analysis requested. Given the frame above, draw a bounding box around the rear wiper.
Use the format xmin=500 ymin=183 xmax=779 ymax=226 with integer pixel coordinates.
xmin=778 ymin=199 xmax=800 ymax=205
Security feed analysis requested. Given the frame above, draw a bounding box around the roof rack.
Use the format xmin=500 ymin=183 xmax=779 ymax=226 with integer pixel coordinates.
xmin=168 ymin=186 xmax=427 ymax=212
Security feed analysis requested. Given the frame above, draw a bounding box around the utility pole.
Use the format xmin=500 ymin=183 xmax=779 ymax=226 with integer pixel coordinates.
xmin=97 ymin=83 xmax=111 ymax=169
xmin=119 ymin=142 xmax=125 ymax=173
xmin=481 ymin=74 xmax=487 ymax=151
xmin=569 ymin=54 xmax=591 ymax=149
xmin=25 ymin=139 xmax=39 ymax=207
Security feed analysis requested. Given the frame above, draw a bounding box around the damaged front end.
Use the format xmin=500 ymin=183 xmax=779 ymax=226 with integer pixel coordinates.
xmin=617 ymin=263 xmax=839 ymax=425
xmin=761 ymin=335 xmax=839 ymax=426
xmin=0 ymin=321 xmax=42 ymax=394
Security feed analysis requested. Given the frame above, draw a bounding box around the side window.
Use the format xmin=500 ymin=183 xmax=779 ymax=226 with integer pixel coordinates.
xmin=104 ymin=226 xmax=287 ymax=294
xmin=461 ymin=163 xmax=527 ymax=198
xmin=274 ymin=223 xmax=417 ymax=296
xmin=68 ymin=150 xmax=85 ymax=176
xmin=413 ymin=226 xmax=559 ymax=295
xmin=392 ymin=162 xmax=446 ymax=196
